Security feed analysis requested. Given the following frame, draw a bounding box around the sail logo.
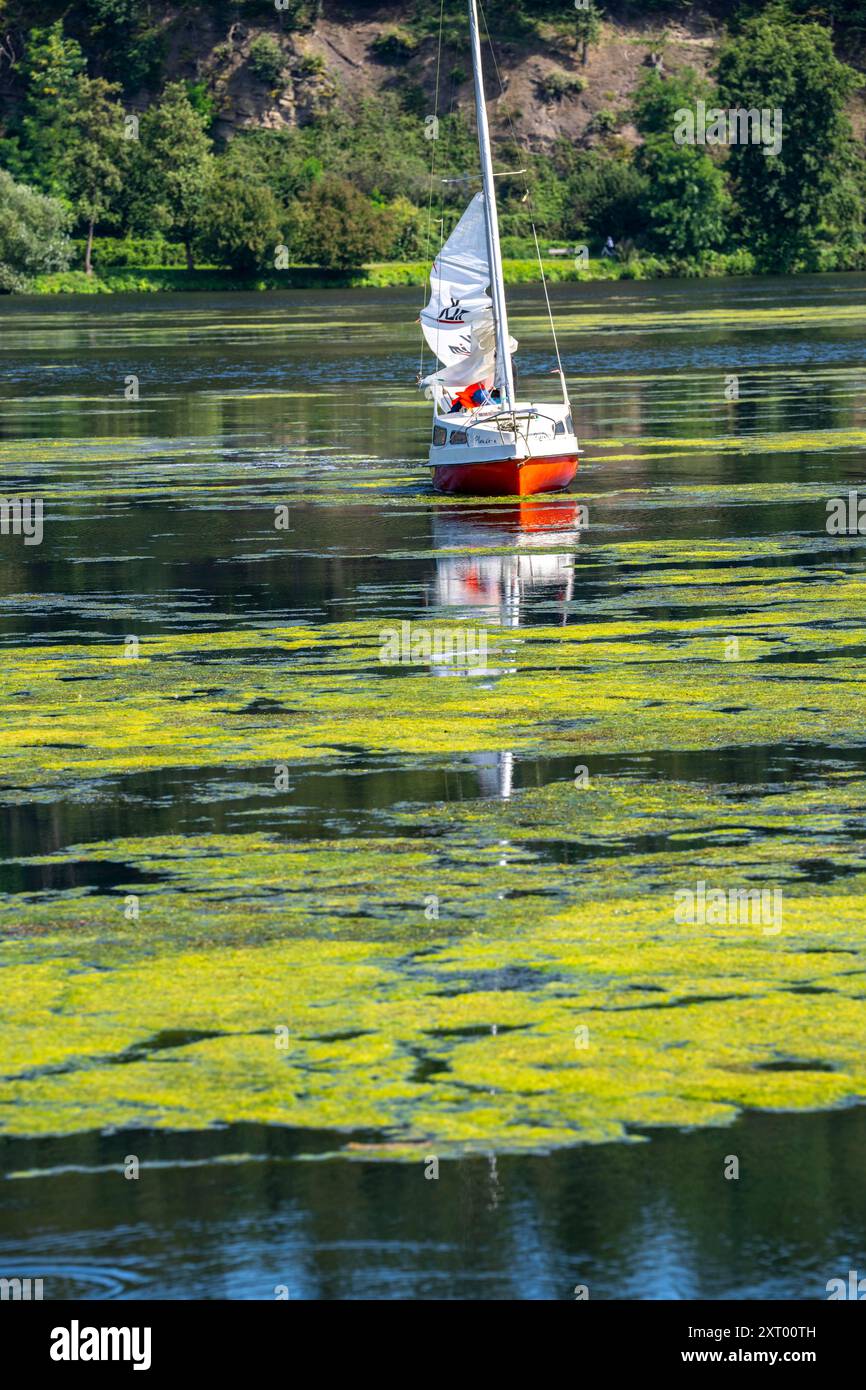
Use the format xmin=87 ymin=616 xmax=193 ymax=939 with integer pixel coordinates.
xmin=438 ymin=297 xmax=467 ymax=324
xmin=674 ymin=879 xmax=783 ymax=934
xmin=0 ymin=494 xmax=43 ymax=545
xmin=674 ymin=101 xmax=782 ymax=158
xmin=379 ymin=621 xmax=488 ymax=672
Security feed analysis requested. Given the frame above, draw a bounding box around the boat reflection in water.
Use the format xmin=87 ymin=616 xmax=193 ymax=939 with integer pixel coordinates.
xmin=431 ymin=496 xmax=585 ymax=627
xmin=429 ymin=497 xmax=586 ymax=799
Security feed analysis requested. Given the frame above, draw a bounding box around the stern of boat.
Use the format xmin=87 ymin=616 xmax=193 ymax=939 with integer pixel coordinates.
xmin=428 ymin=400 xmax=580 ymax=496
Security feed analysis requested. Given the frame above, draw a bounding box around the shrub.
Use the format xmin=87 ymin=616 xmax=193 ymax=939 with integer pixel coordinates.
xmin=537 ymin=70 xmax=585 ymax=102
xmin=371 ymin=27 xmax=418 ymax=63
xmin=248 ymin=35 xmax=286 ymax=86
xmin=0 ymin=170 xmax=72 ymax=292
xmin=295 ymin=52 xmax=326 ymax=79
xmin=566 ymin=155 xmax=648 ymax=242
xmin=196 ymin=169 xmax=283 ymax=272
xmin=592 ymin=109 xmax=620 ymax=135
xmin=70 ymin=236 xmax=187 ymax=267
xmin=290 ymin=175 xmax=397 ymax=268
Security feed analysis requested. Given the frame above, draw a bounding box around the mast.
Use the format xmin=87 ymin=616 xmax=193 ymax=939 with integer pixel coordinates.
xmin=468 ymin=0 xmax=515 ymax=408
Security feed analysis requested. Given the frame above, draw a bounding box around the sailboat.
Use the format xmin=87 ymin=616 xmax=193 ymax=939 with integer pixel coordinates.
xmin=418 ymin=0 xmax=580 ymax=497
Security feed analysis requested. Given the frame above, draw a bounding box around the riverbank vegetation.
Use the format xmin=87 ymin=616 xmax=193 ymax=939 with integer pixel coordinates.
xmin=1 ymin=2 xmax=865 ymax=291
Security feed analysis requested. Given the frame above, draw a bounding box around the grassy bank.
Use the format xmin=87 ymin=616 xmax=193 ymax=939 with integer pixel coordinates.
xmin=27 ymin=251 xmax=762 ymax=294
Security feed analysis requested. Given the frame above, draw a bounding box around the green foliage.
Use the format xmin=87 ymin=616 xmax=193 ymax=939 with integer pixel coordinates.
xmin=83 ymin=0 xmax=138 ymax=25
xmin=574 ymin=1 xmax=603 ymax=63
xmin=222 ymin=97 xmax=438 ymax=208
xmin=248 ymin=35 xmax=286 ymax=86
xmin=716 ymin=15 xmax=862 ymax=271
xmin=63 ymin=75 xmax=128 ymax=270
xmin=592 ymin=108 xmax=620 ymax=135
xmin=632 ymin=66 xmax=712 ymax=137
xmin=70 ymin=236 xmax=187 ymax=268
xmin=196 ymin=167 xmax=283 ymax=273
xmin=383 ymin=196 xmax=426 ymax=260
xmin=370 ymin=27 xmax=419 ymax=63
xmin=5 ymin=0 xmax=866 ymax=286
xmin=0 ymin=22 xmax=85 ymax=197
xmin=82 ymin=0 xmax=163 ymax=90
xmin=0 ymin=167 xmax=72 ymax=292
xmin=290 ymin=175 xmax=397 ymax=268
xmin=631 ymin=64 xmax=730 ymax=260
xmin=296 ymin=53 xmax=326 ymax=79
xmin=638 ymin=135 xmax=730 ymax=258
xmin=566 ymin=153 xmax=648 ymax=241
xmin=537 ymin=70 xmax=585 ymax=102
xmin=129 ymin=82 xmax=214 ymax=268
xmin=185 ymin=81 xmax=217 ymax=127
xmin=221 ymin=130 xmax=320 ymax=206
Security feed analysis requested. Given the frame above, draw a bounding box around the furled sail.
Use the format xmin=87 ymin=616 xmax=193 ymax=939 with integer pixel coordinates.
xmin=421 ymin=193 xmax=492 ymax=368
xmin=420 ymin=306 xmax=515 ymax=394
xmin=420 ymin=191 xmax=516 ymax=395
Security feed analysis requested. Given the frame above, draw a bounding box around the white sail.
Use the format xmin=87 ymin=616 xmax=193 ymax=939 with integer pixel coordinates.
xmin=420 ymin=307 xmax=515 ymax=393
xmin=421 ymin=193 xmax=493 ymax=368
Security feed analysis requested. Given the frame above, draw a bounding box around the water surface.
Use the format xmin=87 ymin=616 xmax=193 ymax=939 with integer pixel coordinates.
xmin=1 ymin=277 xmax=865 ymax=1297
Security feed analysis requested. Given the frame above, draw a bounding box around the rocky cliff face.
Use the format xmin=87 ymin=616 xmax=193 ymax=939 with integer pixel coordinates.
xmin=187 ymin=6 xmax=720 ymax=148
xmin=0 ymin=2 xmax=719 ymax=147
xmin=1 ymin=2 xmax=863 ymax=148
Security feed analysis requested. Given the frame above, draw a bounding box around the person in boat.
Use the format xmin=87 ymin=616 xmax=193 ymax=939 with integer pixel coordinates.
xmin=449 ymin=381 xmax=498 ymax=412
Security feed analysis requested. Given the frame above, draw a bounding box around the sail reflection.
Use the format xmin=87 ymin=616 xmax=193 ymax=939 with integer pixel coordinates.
xmin=430 ymin=498 xmax=585 ymax=798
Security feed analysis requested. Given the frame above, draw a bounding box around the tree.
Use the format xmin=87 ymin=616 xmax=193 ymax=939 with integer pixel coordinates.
xmin=290 ymin=175 xmax=397 ymax=268
xmin=566 ymin=153 xmax=648 ymax=242
xmin=0 ymin=169 xmax=72 ymax=292
xmin=716 ymin=15 xmax=862 ymax=270
xmin=248 ymin=35 xmax=286 ymax=86
xmin=574 ymin=2 xmax=602 ymax=65
xmin=632 ymin=66 xmax=712 ymax=138
xmin=63 ymin=76 xmax=127 ymax=275
xmin=131 ymin=83 xmax=214 ymax=269
xmin=631 ymin=67 xmax=729 ymax=260
xmin=81 ymin=0 xmax=163 ymax=90
xmin=383 ymin=196 xmax=425 ymax=259
xmin=0 ymin=22 xmax=85 ymax=197
xmin=196 ymin=167 xmax=283 ymax=273
xmin=638 ymin=136 xmax=730 ymax=259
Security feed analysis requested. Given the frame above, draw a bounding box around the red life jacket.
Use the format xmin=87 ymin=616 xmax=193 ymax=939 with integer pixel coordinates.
xmin=454 ymin=381 xmax=485 ymax=410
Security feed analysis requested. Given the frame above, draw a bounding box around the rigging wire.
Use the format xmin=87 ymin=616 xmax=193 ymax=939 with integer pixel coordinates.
xmin=477 ymin=0 xmax=570 ymax=406
xmin=420 ymin=0 xmax=447 ymax=383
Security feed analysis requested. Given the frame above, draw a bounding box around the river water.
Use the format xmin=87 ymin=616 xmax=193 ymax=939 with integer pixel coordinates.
xmin=0 ymin=277 xmax=864 ymax=1299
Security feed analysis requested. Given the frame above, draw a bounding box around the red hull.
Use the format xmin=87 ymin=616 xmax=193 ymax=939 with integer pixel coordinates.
xmin=433 ymin=454 xmax=578 ymax=497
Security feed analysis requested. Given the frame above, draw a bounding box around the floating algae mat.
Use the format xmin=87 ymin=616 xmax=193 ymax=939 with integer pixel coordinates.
xmin=0 ymin=541 xmax=864 ymax=790
xmin=2 ymin=771 xmax=866 ymax=1152
xmin=2 ymin=573 xmax=865 ymax=1152
xmin=1 ymin=284 xmax=866 ymax=1158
